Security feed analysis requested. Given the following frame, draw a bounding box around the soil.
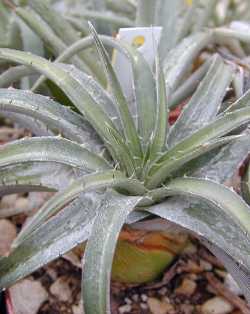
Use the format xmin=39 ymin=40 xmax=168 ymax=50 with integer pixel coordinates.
xmin=4 ymin=236 xmax=250 ymax=314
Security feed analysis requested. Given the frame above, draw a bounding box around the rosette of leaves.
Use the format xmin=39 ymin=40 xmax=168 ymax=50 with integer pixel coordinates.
xmin=0 ymin=13 xmax=250 ymax=310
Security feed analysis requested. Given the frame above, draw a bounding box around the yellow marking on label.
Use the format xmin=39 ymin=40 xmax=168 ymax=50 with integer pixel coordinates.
xmin=132 ymin=35 xmax=145 ymax=48
xmin=186 ymin=0 xmax=192 ymax=5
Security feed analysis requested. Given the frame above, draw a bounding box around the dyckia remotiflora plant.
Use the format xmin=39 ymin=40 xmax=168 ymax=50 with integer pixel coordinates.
xmin=0 ymin=24 xmax=250 ymax=313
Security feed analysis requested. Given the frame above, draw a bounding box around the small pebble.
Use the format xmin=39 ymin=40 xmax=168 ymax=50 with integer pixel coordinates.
xmin=175 ymin=278 xmax=197 ymax=296
xmin=50 ymin=276 xmax=72 ymax=302
xmin=119 ymin=304 xmax=131 ymax=313
xmin=132 ymin=294 xmax=139 ymax=302
xmin=141 ymin=294 xmax=148 ymax=302
xmin=147 ymin=297 xmax=174 ymax=314
xmin=124 ymin=297 xmax=132 ymax=305
xmin=0 ymin=195 xmax=17 ymax=207
xmin=15 ymin=197 xmax=29 ymax=210
xmin=0 ymin=219 xmax=16 ymax=256
xmin=201 ymin=297 xmax=234 ymax=314
xmin=140 ymin=302 xmax=148 ymax=310
xmin=9 ymin=279 xmax=48 ymax=314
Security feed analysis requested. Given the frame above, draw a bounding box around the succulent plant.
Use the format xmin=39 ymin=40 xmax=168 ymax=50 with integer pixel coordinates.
xmin=1 ymin=0 xmax=250 ymax=312
xmin=0 ymin=18 xmax=249 ymax=313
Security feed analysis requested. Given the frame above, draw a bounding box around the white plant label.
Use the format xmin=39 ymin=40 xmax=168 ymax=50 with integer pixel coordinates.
xmin=113 ymin=27 xmax=162 ymax=104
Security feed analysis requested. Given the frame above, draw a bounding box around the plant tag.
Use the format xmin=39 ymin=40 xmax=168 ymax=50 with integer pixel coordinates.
xmin=113 ymin=27 xmax=162 ymax=103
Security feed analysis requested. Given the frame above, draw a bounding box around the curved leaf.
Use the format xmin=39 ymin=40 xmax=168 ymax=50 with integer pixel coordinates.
xmin=58 ymin=63 xmax=121 ymax=132
xmin=150 ymin=177 xmax=250 ymax=233
xmin=193 ymin=131 xmax=250 ymax=183
xmin=136 ymin=0 xmax=156 ymax=26
xmin=0 ymin=65 xmax=35 ymax=88
xmin=89 ymin=23 xmax=142 ymax=162
xmin=164 ymin=32 xmax=212 ymax=91
xmin=155 ymin=0 xmax=182 ymax=57
xmin=0 ymin=137 xmax=110 ymax=171
xmin=15 ymin=171 xmax=146 ymax=246
xmin=149 ymin=54 xmax=168 ymax=160
xmin=15 ymin=7 xmax=90 ymax=74
xmin=168 ymin=55 xmax=233 ymax=147
xmin=0 ymin=162 xmax=77 ymax=195
xmin=0 ymin=48 xmax=132 ymax=170
xmin=32 ymin=34 xmax=157 ymax=145
xmin=83 ymin=191 xmax=142 ymax=314
xmin=147 ymin=103 xmax=250 ymax=188
xmin=1 ymin=112 xmax=53 ymax=137
xmin=0 ymin=88 xmax=102 ymax=146
xmin=146 ymin=135 xmax=244 ymax=188
xmin=0 ymin=192 xmax=102 ymax=289
xmin=71 ymin=10 xmax=134 ymax=28
xmin=170 ymin=57 xmax=211 ymax=109
xmin=18 ymin=0 xmax=104 ymax=81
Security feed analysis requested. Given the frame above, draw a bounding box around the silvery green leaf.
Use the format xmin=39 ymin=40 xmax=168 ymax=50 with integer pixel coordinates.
xmin=193 ymin=131 xmax=249 ymax=183
xmin=58 ymin=64 xmax=121 ymax=132
xmin=2 ymin=112 xmax=53 ymax=137
xmin=89 ymin=24 xmax=142 ymax=163
xmin=146 ymin=104 xmax=250 ymax=188
xmin=176 ymin=0 xmax=199 ymax=42
xmin=0 ymin=192 xmax=102 ymax=289
xmin=146 ymin=135 xmax=243 ymax=189
xmin=0 ymin=66 xmax=35 ymax=88
xmin=155 ymin=0 xmax=182 ymax=57
xmin=168 ymin=55 xmax=233 ymax=147
xmin=233 ymin=69 xmax=245 ymax=99
xmin=149 ymin=53 xmax=168 ymax=160
xmin=27 ymin=0 xmax=103 ymax=81
xmin=51 ymin=34 xmax=155 ymax=152
xmin=32 ymin=33 xmax=156 ymax=143
xmin=136 ymin=0 xmax=156 ymax=26
xmin=15 ymin=7 xmax=90 ymax=75
xmin=164 ymin=32 xmax=212 ymax=91
xmin=193 ymin=0 xmax=217 ymax=32
xmin=83 ymin=191 xmax=142 ymax=314
xmin=91 ymin=0 xmax=111 ymax=33
xmin=70 ymin=10 xmax=134 ymax=28
xmin=147 ymin=196 xmax=250 ymax=281
xmin=170 ymin=57 xmax=211 ymax=109
xmin=0 ymin=137 xmax=110 ymax=172
xmin=0 ymin=48 xmax=130 ymax=167
xmin=0 ymin=3 xmax=21 ymax=49
xmin=214 ymin=27 xmax=250 ymax=45
xmin=0 ymin=88 xmax=103 ymax=147
xmin=17 ymin=16 xmax=44 ymax=89
xmin=149 ymin=177 xmax=250 ymax=233
xmin=0 ymin=162 xmax=77 ymax=196
xmin=15 ymin=170 xmax=145 ymax=246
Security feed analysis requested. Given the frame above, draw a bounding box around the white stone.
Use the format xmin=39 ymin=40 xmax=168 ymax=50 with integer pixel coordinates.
xmin=0 ymin=219 xmax=16 ymax=256
xmin=201 ymin=297 xmax=233 ymax=314
xmin=119 ymin=304 xmax=132 ymax=313
xmin=50 ymin=276 xmax=72 ymax=302
xmin=9 ymin=279 xmax=48 ymax=314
